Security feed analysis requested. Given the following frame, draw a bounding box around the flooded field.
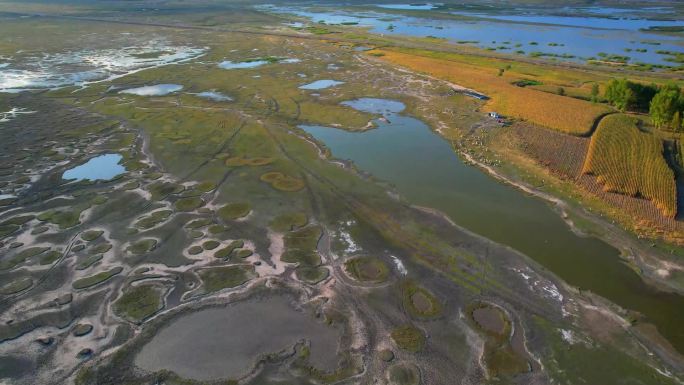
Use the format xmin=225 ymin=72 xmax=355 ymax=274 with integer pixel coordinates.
xmin=301 ymin=98 xmax=684 ymax=353
xmin=0 ymin=39 xmax=204 ymax=92
xmin=135 ymin=296 xmax=340 ymax=380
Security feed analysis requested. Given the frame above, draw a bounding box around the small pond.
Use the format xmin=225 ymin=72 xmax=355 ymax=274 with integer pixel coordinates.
xmin=135 ymin=296 xmax=340 ymax=380
xmin=299 ymin=79 xmax=345 ymax=90
xmin=218 ymin=60 xmax=269 ymax=69
xmin=119 ymin=84 xmax=183 ymax=96
xmin=196 ymin=91 xmax=233 ymax=101
xmin=62 ymin=153 xmax=125 ymax=182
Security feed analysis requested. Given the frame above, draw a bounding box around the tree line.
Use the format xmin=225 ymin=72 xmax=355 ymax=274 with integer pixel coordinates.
xmin=604 ymin=78 xmax=684 ymax=131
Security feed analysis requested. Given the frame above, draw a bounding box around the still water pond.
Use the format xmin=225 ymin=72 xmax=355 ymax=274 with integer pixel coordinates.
xmin=119 ymin=84 xmax=183 ymax=96
xmin=135 ymin=296 xmax=340 ymax=380
xmin=301 ymin=98 xmax=684 ymax=353
xmin=196 ymin=91 xmax=233 ymax=101
xmin=62 ymin=153 xmax=125 ymax=182
xmin=300 ymin=79 xmax=345 ymax=90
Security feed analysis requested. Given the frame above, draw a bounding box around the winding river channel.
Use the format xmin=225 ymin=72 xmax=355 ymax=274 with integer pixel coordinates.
xmin=301 ymin=98 xmax=684 ymax=354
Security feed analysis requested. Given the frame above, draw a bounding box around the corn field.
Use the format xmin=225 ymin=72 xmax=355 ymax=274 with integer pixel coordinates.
xmin=582 ymin=114 xmax=677 ymax=218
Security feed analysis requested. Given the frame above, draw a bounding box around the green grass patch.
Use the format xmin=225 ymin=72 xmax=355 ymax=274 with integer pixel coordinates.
xmin=127 ymin=239 xmax=157 ymax=255
xmin=0 ymin=277 xmax=32 ymax=295
xmin=188 ymin=245 xmax=203 ymax=255
xmin=270 ymin=212 xmax=308 ymax=232
xmin=260 ymin=172 xmax=305 ymax=192
xmin=1 ymin=247 xmax=49 ymax=270
xmin=234 ymin=249 xmax=253 ymax=259
xmin=202 ymin=240 xmax=220 ymax=250
xmin=174 ymin=197 xmax=204 ymax=212
xmin=390 ymin=325 xmax=425 ymax=353
xmin=89 ymin=242 xmax=112 ymax=254
xmin=344 ymin=256 xmax=389 ymax=283
xmin=213 ymin=240 xmax=244 ymax=259
xmin=296 ymin=266 xmax=329 ymax=284
xmin=388 ymin=363 xmax=420 ymax=385
xmin=400 ymin=281 xmax=442 ymax=318
xmin=75 ymin=254 xmax=103 ymax=270
xmin=39 ymin=250 xmax=62 ymax=265
xmin=198 ymin=265 xmax=255 ymax=293
xmin=186 ymin=218 xmax=213 ymax=229
xmin=135 ymin=210 xmax=172 ymax=229
xmin=81 ymin=230 xmax=104 ymax=242
xmin=467 ymin=302 xmax=529 ymax=378
xmin=225 ymin=156 xmax=274 ymax=167
xmin=149 ymin=181 xmax=184 ymax=200
xmin=282 ymin=225 xmax=322 ymax=266
xmin=0 ymin=224 xmax=20 ymax=238
xmin=72 ymin=266 xmax=123 ymax=289
xmin=113 ymin=284 xmax=163 ymax=323
xmin=37 ymin=208 xmax=84 ymax=229
xmin=218 ymin=202 xmax=251 ymax=220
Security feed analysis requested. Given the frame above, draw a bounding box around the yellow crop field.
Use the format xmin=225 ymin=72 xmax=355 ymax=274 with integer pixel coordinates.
xmin=369 ymin=48 xmax=611 ymax=136
xmin=582 ymin=114 xmax=677 ymax=218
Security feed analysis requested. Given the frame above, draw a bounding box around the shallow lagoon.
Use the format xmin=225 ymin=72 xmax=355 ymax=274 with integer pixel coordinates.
xmin=119 ymin=84 xmax=183 ymax=96
xmin=62 ymin=153 xmax=125 ymax=182
xmin=135 ymin=296 xmax=340 ymax=380
xmin=268 ymin=5 xmax=684 ymax=65
xmin=301 ymin=98 xmax=684 ymax=353
xmin=299 ymin=79 xmax=345 ymax=90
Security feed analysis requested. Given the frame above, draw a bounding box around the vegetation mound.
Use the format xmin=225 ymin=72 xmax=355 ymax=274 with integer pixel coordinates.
xmin=282 ymin=225 xmax=322 ymax=266
xmin=260 ymin=172 xmax=305 ymax=192
xmin=198 ymin=265 xmax=254 ymax=293
xmin=114 ymin=284 xmax=163 ymax=323
xmin=218 ymin=202 xmax=251 ymax=220
xmin=390 ymin=325 xmax=425 ymax=353
xmin=400 ymin=281 xmax=442 ymax=318
xmin=344 ymin=256 xmax=389 ymax=282
xmin=73 ymin=267 xmax=123 ymax=289
xmin=269 ymin=212 xmax=308 ymax=232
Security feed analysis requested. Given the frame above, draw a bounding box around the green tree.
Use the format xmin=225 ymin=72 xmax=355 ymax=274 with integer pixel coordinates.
xmin=672 ymin=111 xmax=682 ymax=132
xmin=605 ymin=79 xmax=635 ymax=112
xmin=590 ymin=83 xmax=600 ymax=103
xmin=649 ymin=83 xmax=683 ymax=130
xmin=558 ymin=87 xmax=566 ymax=96
xmin=604 ymin=79 xmax=657 ymax=112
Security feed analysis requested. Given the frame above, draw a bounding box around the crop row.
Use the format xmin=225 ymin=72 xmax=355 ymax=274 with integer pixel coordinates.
xmin=582 ymin=114 xmax=677 ymax=218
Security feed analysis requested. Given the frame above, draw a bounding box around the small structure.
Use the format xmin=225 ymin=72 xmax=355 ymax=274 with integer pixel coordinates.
xmin=488 ymin=112 xmax=501 ymax=119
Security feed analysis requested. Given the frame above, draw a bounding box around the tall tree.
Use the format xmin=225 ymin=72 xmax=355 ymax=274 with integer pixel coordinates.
xmin=605 ymin=79 xmax=635 ymax=112
xmin=590 ymin=83 xmax=600 ymax=103
xmin=650 ymin=83 xmax=683 ymax=130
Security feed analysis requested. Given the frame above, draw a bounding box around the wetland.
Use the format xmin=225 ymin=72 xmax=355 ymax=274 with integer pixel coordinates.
xmin=0 ymin=2 xmax=683 ymax=385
